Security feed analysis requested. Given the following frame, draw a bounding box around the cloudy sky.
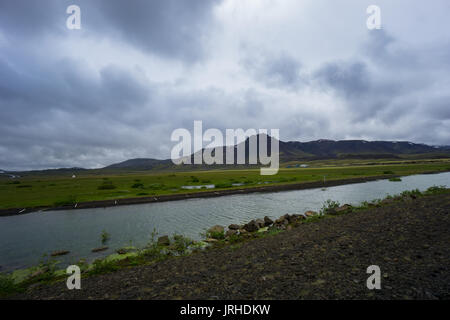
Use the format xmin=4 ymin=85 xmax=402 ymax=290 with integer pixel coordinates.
xmin=0 ymin=0 xmax=449 ymax=170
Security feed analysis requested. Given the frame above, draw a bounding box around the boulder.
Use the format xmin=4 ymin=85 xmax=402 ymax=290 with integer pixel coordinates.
xmin=228 ymin=224 xmax=240 ymax=230
xmin=335 ymin=204 xmax=352 ymax=213
xmin=225 ymin=229 xmax=238 ymax=238
xmin=255 ymin=219 xmax=265 ymax=229
xmin=243 ymin=220 xmax=259 ymax=232
xmin=304 ymin=210 xmax=318 ymax=217
xmin=290 ymin=214 xmax=305 ymax=222
xmin=157 ymin=235 xmax=170 ymax=246
xmin=263 ymin=216 xmax=274 ymax=226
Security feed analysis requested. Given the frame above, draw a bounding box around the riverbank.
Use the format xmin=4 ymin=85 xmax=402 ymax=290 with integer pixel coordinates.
xmin=8 ymin=189 xmax=450 ymax=299
xmin=0 ymin=171 xmax=445 ymax=217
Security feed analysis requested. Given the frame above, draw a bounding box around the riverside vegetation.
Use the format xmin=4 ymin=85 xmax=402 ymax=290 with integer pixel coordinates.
xmin=1 ymin=185 xmax=448 ymax=298
xmin=0 ymin=160 xmax=449 ymax=211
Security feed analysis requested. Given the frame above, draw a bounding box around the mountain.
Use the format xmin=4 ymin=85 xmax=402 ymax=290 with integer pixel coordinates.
xmin=104 ymin=136 xmax=450 ymax=170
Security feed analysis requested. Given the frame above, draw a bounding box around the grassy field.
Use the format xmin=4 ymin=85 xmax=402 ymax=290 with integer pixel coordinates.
xmin=0 ymin=160 xmax=449 ymax=209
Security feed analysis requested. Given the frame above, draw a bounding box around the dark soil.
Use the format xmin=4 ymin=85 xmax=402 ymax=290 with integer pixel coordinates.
xmin=14 ymin=193 xmax=450 ymax=300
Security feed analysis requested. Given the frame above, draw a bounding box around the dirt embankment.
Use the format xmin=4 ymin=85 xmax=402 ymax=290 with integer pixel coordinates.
xmin=15 ymin=192 xmax=450 ymax=300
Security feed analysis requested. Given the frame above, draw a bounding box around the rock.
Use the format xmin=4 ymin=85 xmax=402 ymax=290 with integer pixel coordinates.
xmin=157 ymin=235 xmax=170 ymax=246
xmin=286 ymin=225 xmax=293 ymax=231
xmin=228 ymin=224 xmax=240 ymax=230
xmin=244 ymin=220 xmax=259 ymax=232
xmin=91 ymin=246 xmax=108 ymax=253
xmin=304 ymin=211 xmax=318 ymax=217
xmin=208 ymin=225 xmax=225 ymax=234
xmin=263 ymin=216 xmax=273 ymax=226
xmin=50 ymin=250 xmax=70 ymax=257
xmin=225 ymin=229 xmax=238 ymax=238
xmin=275 ymin=214 xmax=289 ymax=224
xmin=381 ymin=198 xmax=394 ymax=205
xmin=289 ymin=214 xmax=305 ymax=222
xmin=335 ymin=204 xmax=352 ymax=213
xmin=205 ymin=238 xmax=218 ymax=243
xmin=116 ymin=247 xmax=137 ymax=255
xmin=255 ymin=219 xmax=265 ymax=229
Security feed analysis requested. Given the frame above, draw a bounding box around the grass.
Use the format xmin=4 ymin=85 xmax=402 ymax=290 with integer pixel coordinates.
xmin=0 ymin=160 xmax=449 ymax=210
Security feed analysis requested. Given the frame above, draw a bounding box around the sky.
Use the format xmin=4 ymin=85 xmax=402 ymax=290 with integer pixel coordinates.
xmin=0 ymin=0 xmax=449 ymax=170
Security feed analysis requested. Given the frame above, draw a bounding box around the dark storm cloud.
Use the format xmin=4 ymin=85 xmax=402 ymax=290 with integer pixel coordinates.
xmin=0 ymin=1 xmax=449 ymax=170
xmin=0 ymin=0 xmax=221 ymax=62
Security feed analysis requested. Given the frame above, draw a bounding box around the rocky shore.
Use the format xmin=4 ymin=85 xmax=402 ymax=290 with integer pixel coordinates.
xmin=11 ymin=190 xmax=450 ymax=300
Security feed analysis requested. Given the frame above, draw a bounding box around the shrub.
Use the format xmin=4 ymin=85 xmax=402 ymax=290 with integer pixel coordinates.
xmin=101 ymin=230 xmax=110 ymax=244
xmin=383 ymin=171 xmax=395 ymax=174
xmin=90 ymin=259 xmax=119 ymax=275
xmin=131 ymin=183 xmax=144 ymax=188
xmin=98 ymin=181 xmax=116 ymax=190
xmin=389 ymin=177 xmax=402 ymax=182
xmin=425 ymin=185 xmax=447 ymax=195
xmin=0 ymin=273 xmax=21 ymax=297
xmin=320 ymin=199 xmax=341 ymax=215
xmin=171 ymin=234 xmax=193 ymax=254
xmin=207 ymin=231 xmax=225 ymax=240
xmin=54 ymin=195 xmax=77 ymax=206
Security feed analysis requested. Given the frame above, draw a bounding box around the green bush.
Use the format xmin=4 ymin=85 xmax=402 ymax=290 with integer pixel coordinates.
xmin=90 ymin=259 xmax=119 ymax=275
xmin=131 ymin=183 xmax=144 ymax=188
xmin=0 ymin=273 xmax=21 ymax=297
xmin=98 ymin=181 xmax=117 ymax=190
xmin=101 ymin=230 xmax=110 ymax=244
xmin=320 ymin=199 xmax=341 ymax=215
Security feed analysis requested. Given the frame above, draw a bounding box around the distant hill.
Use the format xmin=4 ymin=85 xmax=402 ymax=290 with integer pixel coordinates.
xmin=104 ymin=158 xmax=173 ymax=170
xmin=104 ymin=136 xmax=450 ymax=170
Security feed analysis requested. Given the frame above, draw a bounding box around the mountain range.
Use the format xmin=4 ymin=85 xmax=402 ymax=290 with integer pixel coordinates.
xmin=2 ymin=137 xmax=449 ymax=174
xmin=104 ymin=136 xmax=450 ymax=171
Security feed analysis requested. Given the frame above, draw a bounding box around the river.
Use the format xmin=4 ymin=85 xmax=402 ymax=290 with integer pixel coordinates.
xmin=0 ymin=172 xmax=448 ymax=272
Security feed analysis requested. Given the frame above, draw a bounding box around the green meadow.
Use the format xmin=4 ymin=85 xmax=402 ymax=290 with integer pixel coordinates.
xmin=0 ymin=160 xmax=449 ymax=210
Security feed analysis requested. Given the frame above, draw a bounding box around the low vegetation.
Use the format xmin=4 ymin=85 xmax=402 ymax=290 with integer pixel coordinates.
xmin=0 ymin=160 xmax=449 ymax=210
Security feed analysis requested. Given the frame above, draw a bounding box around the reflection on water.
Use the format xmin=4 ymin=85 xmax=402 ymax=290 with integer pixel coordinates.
xmin=0 ymin=172 xmax=448 ymax=272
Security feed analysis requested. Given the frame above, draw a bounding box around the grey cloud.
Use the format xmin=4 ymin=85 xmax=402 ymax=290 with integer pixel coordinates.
xmin=242 ymin=52 xmax=304 ymax=90
xmin=0 ymin=0 xmax=222 ymax=62
xmin=0 ymin=1 xmax=449 ymax=170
